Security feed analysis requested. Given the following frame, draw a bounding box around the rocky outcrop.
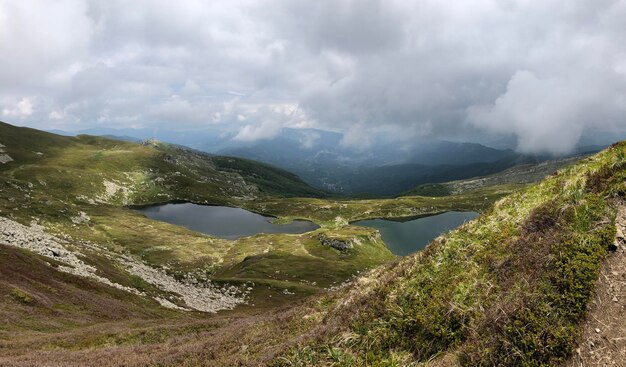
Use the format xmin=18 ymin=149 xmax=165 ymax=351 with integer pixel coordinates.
xmin=0 ymin=143 xmax=13 ymax=164
xmin=141 ymin=138 xmax=160 ymax=147
xmin=319 ymin=234 xmax=353 ymax=252
xmin=70 ymin=211 xmax=91 ymax=224
xmin=0 ymin=154 xmax=12 ymax=164
xmin=0 ymin=216 xmax=247 ymax=313
xmin=121 ymin=258 xmax=248 ymax=312
xmin=97 ymin=179 xmax=132 ymax=204
xmin=0 ymin=216 xmax=137 ymax=293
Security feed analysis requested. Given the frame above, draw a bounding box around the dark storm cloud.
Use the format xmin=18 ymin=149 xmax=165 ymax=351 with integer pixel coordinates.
xmin=1 ymin=0 xmax=625 ymax=153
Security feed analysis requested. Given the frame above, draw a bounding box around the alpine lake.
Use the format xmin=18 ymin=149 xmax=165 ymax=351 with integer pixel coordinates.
xmin=138 ymin=203 xmax=478 ymax=256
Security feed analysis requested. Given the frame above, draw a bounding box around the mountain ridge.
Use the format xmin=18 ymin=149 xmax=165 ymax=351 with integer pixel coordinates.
xmin=47 ymin=126 xmax=605 ymax=195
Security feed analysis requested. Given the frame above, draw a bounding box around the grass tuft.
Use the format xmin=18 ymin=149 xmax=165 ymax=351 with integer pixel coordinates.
xmin=9 ymin=287 xmax=34 ymax=304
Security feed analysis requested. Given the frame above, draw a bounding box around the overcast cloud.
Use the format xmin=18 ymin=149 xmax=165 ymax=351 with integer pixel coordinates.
xmin=1 ymin=0 xmax=625 ymax=153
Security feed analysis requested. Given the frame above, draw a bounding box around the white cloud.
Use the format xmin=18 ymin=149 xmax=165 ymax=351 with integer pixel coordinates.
xmin=233 ymin=121 xmax=282 ymax=142
xmin=48 ymin=110 xmax=64 ymax=120
xmin=233 ymin=103 xmax=310 ymax=141
xmin=0 ymin=0 xmax=624 ymax=151
xmin=2 ymin=98 xmax=34 ymax=118
xmin=0 ymin=1 xmax=92 ymax=88
xmin=341 ymin=124 xmax=372 ymax=149
xmin=299 ymin=131 xmax=321 ymax=149
xmin=468 ymin=68 xmax=626 ymax=154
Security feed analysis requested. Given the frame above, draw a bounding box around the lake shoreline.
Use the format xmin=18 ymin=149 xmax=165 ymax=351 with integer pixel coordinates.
xmin=354 ymin=211 xmax=479 ymax=256
xmin=137 ymin=202 xmax=320 ymax=240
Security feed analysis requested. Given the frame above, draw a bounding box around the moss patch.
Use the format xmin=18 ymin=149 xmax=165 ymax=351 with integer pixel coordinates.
xmin=9 ymin=288 xmax=34 ymax=304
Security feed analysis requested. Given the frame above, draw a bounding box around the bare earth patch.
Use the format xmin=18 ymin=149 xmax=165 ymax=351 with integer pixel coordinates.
xmin=567 ymin=201 xmax=626 ymax=367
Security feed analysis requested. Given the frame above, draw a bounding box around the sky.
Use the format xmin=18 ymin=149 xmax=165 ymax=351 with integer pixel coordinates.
xmin=1 ymin=0 xmax=625 ymax=154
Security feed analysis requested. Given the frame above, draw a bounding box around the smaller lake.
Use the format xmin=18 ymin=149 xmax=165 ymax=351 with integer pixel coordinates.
xmin=354 ymin=211 xmax=479 ymax=256
xmin=138 ymin=203 xmax=319 ymax=240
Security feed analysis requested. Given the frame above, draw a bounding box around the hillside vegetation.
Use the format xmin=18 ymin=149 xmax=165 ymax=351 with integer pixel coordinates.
xmin=273 ymin=142 xmax=625 ymax=366
xmin=2 ymin=121 xmax=621 ymax=366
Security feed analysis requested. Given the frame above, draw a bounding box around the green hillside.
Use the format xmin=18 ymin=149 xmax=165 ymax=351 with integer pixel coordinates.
xmin=2 ymin=121 xmax=623 ymax=366
xmin=0 ymin=121 xmax=326 ymax=201
xmin=274 ymin=142 xmax=625 ymax=366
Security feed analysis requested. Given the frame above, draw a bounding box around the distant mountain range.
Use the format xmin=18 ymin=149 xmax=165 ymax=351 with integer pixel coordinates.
xmin=50 ymin=126 xmax=608 ymax=196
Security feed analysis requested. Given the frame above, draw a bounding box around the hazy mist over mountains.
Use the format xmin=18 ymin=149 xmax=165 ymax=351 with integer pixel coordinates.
xmin=50 ymin=126 xmax=609 ymax=194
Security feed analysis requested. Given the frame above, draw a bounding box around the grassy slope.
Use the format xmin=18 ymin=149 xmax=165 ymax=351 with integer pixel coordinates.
xmin=273 ymin=142 xmax=625 ymax=366
xmin=0 ymin=244 xmax=271 ymax=365
xmin=7 ymin=143 xmax=621 ymax=366
xmin=0 ymin=245 xmax=181 ymax=347
xmin=211 ymin=155 xmax=328 ymax=198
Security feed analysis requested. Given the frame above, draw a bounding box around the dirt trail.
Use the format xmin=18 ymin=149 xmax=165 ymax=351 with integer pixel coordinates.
xmin=567 ymin=201 xmax=626 ymax=367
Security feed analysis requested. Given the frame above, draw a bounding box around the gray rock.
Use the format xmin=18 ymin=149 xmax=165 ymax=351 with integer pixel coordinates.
xmin=319 ymin=235 xmax=353 ymax=252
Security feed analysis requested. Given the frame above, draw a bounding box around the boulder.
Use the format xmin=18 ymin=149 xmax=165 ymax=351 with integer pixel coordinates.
xmin=319 ymin=235 xmax=353 ymax=252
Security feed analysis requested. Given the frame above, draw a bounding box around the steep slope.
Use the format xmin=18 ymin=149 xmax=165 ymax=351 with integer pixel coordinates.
xmin=0 ymin=244 xmax=179 ymax=346
xmin=271 ymin=142 xmax=626 ymax=366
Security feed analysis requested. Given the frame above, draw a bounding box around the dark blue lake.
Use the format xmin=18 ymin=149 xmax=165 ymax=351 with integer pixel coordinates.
xmin=354 ymin=211 xmax=479 ymax=255
xmin=138 ymin=203 xmax=319 ymax=240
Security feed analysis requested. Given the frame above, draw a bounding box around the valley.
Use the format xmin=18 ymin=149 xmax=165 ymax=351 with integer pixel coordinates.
xmin=0 ymin=122 xmax=389 ymax=311
xmin=1 ymin=121 xmax=621 ymax=366
xmin=0 ymin=122 xmax=519 ymax=312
